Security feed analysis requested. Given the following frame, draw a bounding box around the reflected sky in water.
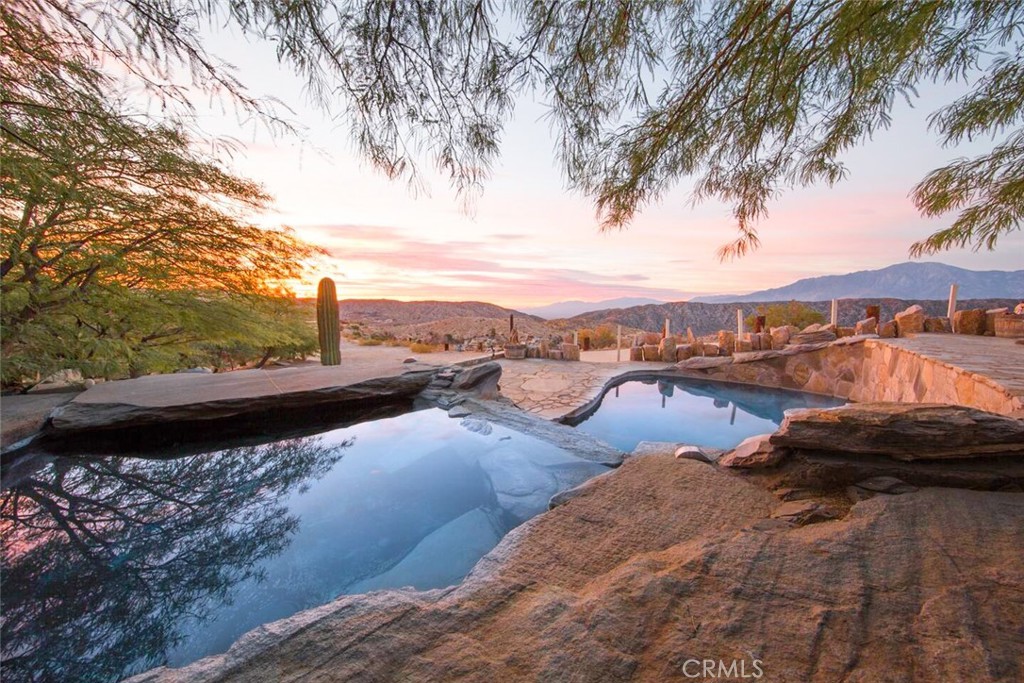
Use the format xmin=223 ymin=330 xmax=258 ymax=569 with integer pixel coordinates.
xmin=573 ymin=379 xmax=846 ymax=452
xmin=1 ymin=408 xmax=608 ymax=682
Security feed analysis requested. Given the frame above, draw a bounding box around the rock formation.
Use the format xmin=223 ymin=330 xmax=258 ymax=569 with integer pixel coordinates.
xmin=894 ymin=304 xmax=926 ymax=336
xmin=770 ymin=403 xmax=1024 ymax=460
xmin=128 ymin=452 xmax=1024 ymax=683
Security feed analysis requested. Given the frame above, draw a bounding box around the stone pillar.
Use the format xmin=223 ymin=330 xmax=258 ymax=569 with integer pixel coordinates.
xmin=660 ymin=337 xmax=677 ymax=363
xmin=616 ymin=325 xmax=622 ymax=362
xmin=830 ymin=299 xmax=838 ymax=327
xmin=717 ymin=330 xmax=735 ymax=355
xmin=664 ymin=318 xmax=670 ymax=339
xmin=948 ymin=284 xmax=959 ymax=331
xmin=737 ymin=309 xmax=744 ymax=338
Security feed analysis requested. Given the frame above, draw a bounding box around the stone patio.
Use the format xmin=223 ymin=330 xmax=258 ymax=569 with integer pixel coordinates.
xmin=495 ymin=357 xmax=657 ymax=420
xmin=3 ymin=334 xmax=1022 ymax=448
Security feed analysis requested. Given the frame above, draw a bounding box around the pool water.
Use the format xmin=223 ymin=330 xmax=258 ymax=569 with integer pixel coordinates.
xmin=0 ymin=408 xmax=609 ymax=682
xmin=570 ymin=378 xmax=846 ymax=452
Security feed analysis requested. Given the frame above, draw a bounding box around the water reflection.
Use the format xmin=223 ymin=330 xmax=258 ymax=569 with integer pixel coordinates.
xmin=1 ymin=408 xmax=610 ymax=682
xmin=0 ymin=437 xmax=347 ymax=683
xmin=571 ymin=377 xmax=846 ymax=452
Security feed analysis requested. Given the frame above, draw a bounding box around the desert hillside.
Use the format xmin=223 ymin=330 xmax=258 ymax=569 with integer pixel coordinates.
xmin=562 ymin=298 xmax=1019 ymax=336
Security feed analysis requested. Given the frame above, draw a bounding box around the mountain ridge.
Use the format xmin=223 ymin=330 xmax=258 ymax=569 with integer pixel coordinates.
xmin=521 ymin=297 xmax=666 ymax=319
xmin=331 ymin=299 xmax=541 ymax=325
xmin=561 ymin=298 xmax=1019 ymax=337
xmin=693 ymin=262 xmax=1023 ymax=303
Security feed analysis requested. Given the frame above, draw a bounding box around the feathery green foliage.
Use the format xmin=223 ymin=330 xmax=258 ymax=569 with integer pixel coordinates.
xmin=746 ymin=301 xmax=825 ymax=331
xmin=1 ymin=2 xmax=322 ymax=390
xmin=25 ymin=0 xmax=1021 ymax=258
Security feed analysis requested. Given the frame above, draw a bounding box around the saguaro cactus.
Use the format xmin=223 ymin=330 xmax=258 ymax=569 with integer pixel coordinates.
xmin=316 ymin=277 xmax=341 ymax=365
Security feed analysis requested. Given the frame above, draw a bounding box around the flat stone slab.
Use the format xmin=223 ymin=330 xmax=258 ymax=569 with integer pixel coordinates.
xmin=772 ymin=402 xmax=1024 ymax=460
xmin=1 ymin=393 xmax=78 ymax=448
xmin=49 ymin=364 xmax=436 ymax=433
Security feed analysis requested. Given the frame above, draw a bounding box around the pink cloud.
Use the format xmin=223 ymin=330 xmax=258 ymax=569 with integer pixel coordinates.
xmin=293 ymin=223 xmax=692 ymax=305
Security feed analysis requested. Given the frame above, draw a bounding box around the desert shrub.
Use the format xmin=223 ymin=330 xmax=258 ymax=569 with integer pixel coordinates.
xmin=746 ymin=301 xmax=825 ymax=330
xmin=593 ymin=325 xmax=617 ymax=348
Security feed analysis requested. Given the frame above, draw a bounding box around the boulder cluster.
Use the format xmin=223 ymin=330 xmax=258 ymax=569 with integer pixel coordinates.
xmin=624 ymin=303 xmax=1022 ymax=363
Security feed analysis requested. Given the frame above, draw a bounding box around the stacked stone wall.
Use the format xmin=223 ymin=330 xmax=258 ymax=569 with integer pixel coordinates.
xmin=673 ymin=338 xmax=1022 ymax=417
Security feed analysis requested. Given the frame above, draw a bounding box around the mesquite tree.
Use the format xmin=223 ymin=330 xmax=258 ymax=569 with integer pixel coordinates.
xmin=14 ymin=0 xmax=1022 ymax=258
xmin=1 ymin=3 xmax=324 ymax=388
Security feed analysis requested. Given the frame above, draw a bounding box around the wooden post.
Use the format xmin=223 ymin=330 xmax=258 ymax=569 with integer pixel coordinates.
xmin=616 ymin=325 xmax=622 ymax=362
xmin=830 ymin=299 xmax=838 ymax=327
xmin=948 ymin=284 xmax=959 ymax=331
xmin=573 ymin=330 xmax=578 ymax=346
xmin=736 ymin=309 xmax=744 ymax=338
xmin=664 ymin=317 xmax=670 ymax=339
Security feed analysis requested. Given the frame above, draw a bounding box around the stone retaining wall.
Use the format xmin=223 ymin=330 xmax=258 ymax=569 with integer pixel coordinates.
xmin=673 ymin=337 xmax=1023 ymax=417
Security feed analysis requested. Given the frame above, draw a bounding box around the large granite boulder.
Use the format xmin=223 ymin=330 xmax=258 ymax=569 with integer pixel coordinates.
xmin=769 ymin=325 xmax=797 ymax=349
xmin=954 ymin=308 xmax=987 ymax=335
xmin=717 ymin=330 xmax=735 ymax=355
xmin=854 ymin=317 xmax=878 ymax=335
xmin=771 ymin=403 xmax=1024 ymax=460
xmin=790 ymin=324 xmax=837 ymax=345
xmin=718 ymin=433 xmax=787 ymax=468
xmin=659 ymin=338 xmax=677 ymax=363
xmin=986 ymin=308 xmax=1009 ymax=335
xmin=450 ymin=361 xmax=502 ymax=398
xmin=560 ymin=343 xmax=581 ymax=361
xmin=894 ymin=304 xmax=925 ymax=337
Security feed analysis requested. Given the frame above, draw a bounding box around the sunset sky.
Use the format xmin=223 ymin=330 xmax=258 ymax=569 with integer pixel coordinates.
xmin=195 ymin=26 xmax=1022 ymax=308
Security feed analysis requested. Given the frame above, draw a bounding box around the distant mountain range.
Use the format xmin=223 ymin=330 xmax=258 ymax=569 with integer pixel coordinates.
xmin=336 ymin=299 xmax=542 ymax=325
xmin=329 ymin=262 xmax=1021 ymax=340
xmin=520 ymin=297 xmax=666 ymax=319
xmin=561 ymin=298 xmax=1018 ymax=337
xmin=692 ymin=262 xmax=1023 ymax=303
xmin=336 ymin=296 xmax=1018 ymax=341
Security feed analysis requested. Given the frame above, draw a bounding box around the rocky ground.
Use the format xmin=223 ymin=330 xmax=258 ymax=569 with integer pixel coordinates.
xmin=131 ymin=402 xmax=1024 ymax=683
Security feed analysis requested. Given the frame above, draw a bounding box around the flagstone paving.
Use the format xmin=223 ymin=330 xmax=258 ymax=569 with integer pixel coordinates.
xmin=496 ymin=358 xmax=659 ymax=420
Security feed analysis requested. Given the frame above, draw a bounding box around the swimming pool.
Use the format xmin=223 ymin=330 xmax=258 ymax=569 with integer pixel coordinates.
xmin=0 ymin=408 xmax=609 ymax=682
xmin=569 ymin=377 xmax=846 ymax=452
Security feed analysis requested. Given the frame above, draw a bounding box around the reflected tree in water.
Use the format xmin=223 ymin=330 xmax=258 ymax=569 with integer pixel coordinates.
xmin=0 ymin=437 xmax=348 ymax=683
